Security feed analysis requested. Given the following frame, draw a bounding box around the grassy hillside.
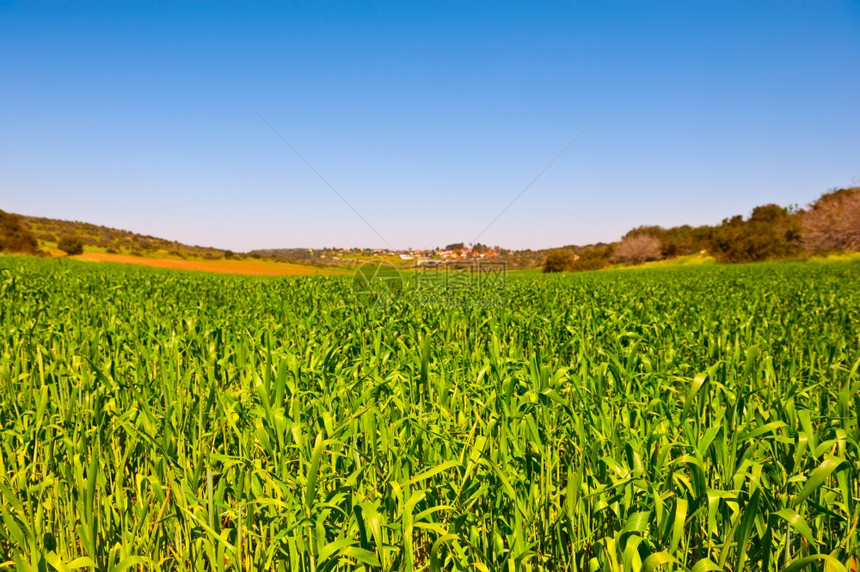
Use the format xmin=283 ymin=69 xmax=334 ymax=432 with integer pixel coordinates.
xmin=20 ymin=214 xmax=235 ymax=260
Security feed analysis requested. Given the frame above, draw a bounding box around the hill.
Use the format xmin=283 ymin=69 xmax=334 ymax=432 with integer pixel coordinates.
xmin=20 ymin=214 xmax=235 ymax=260
xmin=0 ymin=210 xmax=39 ymax=254
xmin=2 ymin=212 xmax=347 ymax=276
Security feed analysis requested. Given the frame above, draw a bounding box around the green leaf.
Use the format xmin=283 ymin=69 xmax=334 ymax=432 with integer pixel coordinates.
xmin=783 ymin=554 xmax=847 ymax=572
xmin=108 ymin=556 xmax=150 ymax=572
xmin=671 ymin=498 xmax=687 ymax=553
xmin=681 ymin=373 xmax=707 ymax=419
xmin=643 ymin=551 xmax=679 ymax=572
xmin=342 ymin=547 xmax=381 ymax=567
xmin=792 ymin=455 xmax=848 ymax=508
xmin=401 ymin=460 xmax=460 ymax=487
xmin=45 ymin=552 xmax=70 ymax=572
xmin=304 ymin=433 xmax=326 ymax=509
xmin=430 ymin=534 xmax=458 ymax=572
xmin=691 ymin=559 xmax=721 ymax=572
xmin=736 ymin=488 xmax=761 ymax=571
xmin=318 ymin=538 xmax=354 ymax=561
xmin=67 ymin=557 xmax=99 ymax=570
xmin=738 ymin=421 xmax=786 ymax=441
xmin=772 ymin=508 xmax=817 ymax=547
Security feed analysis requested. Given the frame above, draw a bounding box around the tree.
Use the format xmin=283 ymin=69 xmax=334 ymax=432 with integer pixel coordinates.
xmin=613 ymin=234 xmax=661 ymax=264
xmin=0 ymin=210 xmax=38 ymax=253
xmin=660 ymin=225 xmax=702 ymax=257
xmin=801 ymin=187 xmax=860 ymax=252
xmin=708 ymin=204 xmax=801 ymax=263
xmin=542 ymin=249 xmax=575 ymax=273
xmin=749 ymin=203 xmax=786 ymax=223
xmin=57 ymin=236 xmax=84 ymax=256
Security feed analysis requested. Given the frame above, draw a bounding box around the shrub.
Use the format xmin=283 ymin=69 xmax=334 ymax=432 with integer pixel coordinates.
xmin=543 ymin=249 xmax=575 ymax=273
xmin=57 ymin=236 xmax=84 ymax=256
xmin=613 ymin=234 xmax=661 ymax=265
xmin=801 ymin=187 xmax=860 ymax=252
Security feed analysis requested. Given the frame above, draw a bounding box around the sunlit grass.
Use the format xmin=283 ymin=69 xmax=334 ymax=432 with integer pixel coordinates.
xmin=617 ymin=252 xmax=717 ymax=269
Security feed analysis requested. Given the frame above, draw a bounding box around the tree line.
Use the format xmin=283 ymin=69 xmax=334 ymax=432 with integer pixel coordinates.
xmin=544 ymin=186 xmax=860 ymax=272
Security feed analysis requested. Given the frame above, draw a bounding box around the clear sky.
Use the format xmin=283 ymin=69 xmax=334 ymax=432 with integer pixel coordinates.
xmin=2 ymin=1 xmax=859 ymax=251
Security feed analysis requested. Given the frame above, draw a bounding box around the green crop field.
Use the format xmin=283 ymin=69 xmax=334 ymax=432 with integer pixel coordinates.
xmin=0 ymin=255 xmax=858 ymax=571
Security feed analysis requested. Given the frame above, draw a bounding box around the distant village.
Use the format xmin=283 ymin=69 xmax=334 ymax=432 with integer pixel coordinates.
xmin=315 ymin=243 xmax=507 ymax=265
xmin=251 ymin=243 xmax=548 ymax=269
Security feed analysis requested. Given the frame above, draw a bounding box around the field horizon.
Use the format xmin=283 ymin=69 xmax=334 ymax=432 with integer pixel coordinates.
xmin=4 ymin=188 xmax=859 ymax=278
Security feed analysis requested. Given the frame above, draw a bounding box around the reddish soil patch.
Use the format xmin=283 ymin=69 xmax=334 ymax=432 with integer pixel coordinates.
xmin=75 ymin=252 xmax=344 ymax=276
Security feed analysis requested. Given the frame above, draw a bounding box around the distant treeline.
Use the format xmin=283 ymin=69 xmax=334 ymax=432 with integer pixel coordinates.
xmin=544 ymin=186 xmax=860 ymax=272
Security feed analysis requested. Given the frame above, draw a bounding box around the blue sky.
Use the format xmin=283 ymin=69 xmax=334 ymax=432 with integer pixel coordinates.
xmin=2 ymin=1 xmax=859 ymax=251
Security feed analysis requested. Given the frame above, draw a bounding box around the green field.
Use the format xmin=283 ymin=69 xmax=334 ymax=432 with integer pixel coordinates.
xmin=1 ymin=255 xmax=858 ymax=571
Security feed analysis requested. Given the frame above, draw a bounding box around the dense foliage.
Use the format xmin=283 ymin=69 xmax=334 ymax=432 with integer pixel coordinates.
xmin=57 ymin=236 xmax=84 ymax=256
xmin=0 ymin=210 xmax=38 ymax=254
xmin=620 ymin=203 xmax=802 ymax=265
xmin=554 ymin=188 xmax=858 ymax=271
xmin=0 ymin=256 xmax=858 ymax=570
xmin=542 ymin=249 xmax=575 ymax=273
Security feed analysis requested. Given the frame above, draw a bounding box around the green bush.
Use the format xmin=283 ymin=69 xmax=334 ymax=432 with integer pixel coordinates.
xmin=542 ymin=249 xmax=574 ymax=272
xmin=57 ymin=236 xmax=84 ymax=256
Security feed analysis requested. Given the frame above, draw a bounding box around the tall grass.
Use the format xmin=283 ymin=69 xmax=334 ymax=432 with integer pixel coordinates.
xmin=0 ymin=256 xmax=858 ymax=570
